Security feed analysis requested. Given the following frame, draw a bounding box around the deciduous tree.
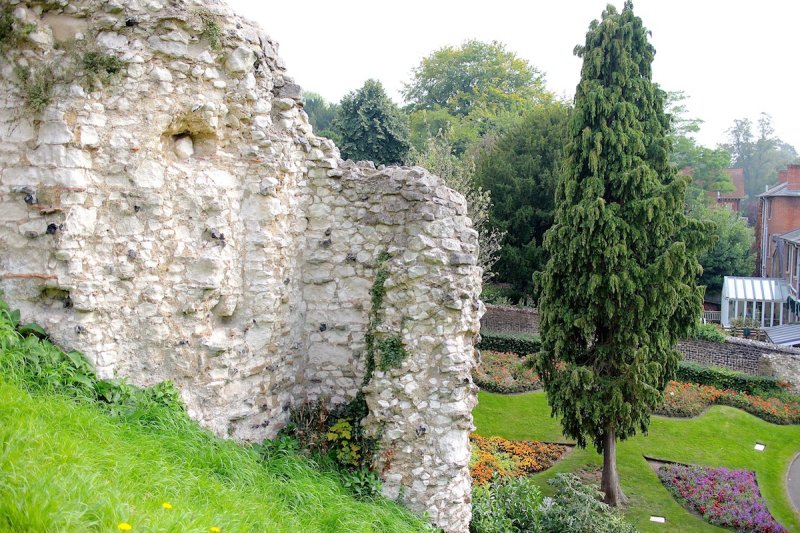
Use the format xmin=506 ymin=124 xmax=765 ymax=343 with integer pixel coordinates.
xmin=536 ymin=2 xmax=709 ymax=506
xmin=403 ymin=40 xmax=551 ymax=118
xmin=723 ymin=114 xmax=798 ymax=222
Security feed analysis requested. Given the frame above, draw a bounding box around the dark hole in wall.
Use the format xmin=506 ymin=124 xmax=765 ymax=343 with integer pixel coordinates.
xmin=162 ymin=114 xmax=218 ymax=160
xmin=38 ymin=287 xmax=72 ymax=309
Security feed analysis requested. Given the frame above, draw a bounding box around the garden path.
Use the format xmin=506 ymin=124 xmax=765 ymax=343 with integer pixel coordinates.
xmin=788 ymin=452 xmax=800 ymax=513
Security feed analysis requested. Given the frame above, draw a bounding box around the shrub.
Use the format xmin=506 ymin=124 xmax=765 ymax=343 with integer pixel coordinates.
xmin=689 ymin=322 xmax=727 ymax=342
xmin=339 ymin=467 xmax=383 ymax=500
xmin=470 ymin=475 xmax=542 ymax=533
xmin=326 ymin=418 xmax=363 ymax=467
xmin=283 ymin=400 xmax=380 ymax=482
xmin=198 ymin=9 xmax=223 ymax=50
xmin=377 ymin=335 xmax=408 ymax=371
xmin=473 ymin=350 xmax=541 ymax=394
xmin=675 ymin=362 xmax=784 ymax=395
xmin=0 ymin=7 xmax=35 ymax=54
xmin=538 ymin=474 xmax=637 ymax=533
xmin=481 ymin=285 xmax=522 ymax=305
xmin=658 ymin=463 xmax=787 ymax=533
xmin=477 ymin=332 xmax=541 ymax=356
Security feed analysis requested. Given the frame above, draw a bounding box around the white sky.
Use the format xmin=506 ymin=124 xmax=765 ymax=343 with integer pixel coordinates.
xmin=227 ymin=0 xmax=800 ymax=151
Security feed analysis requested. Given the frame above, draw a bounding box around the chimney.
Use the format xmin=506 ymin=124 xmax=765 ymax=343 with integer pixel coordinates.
xmin=787 ymin=164 xmax=800 ymax=191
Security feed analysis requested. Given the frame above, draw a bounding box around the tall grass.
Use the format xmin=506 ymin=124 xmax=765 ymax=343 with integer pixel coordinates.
xmin=0 ymin=301 xmax=427 ymax=532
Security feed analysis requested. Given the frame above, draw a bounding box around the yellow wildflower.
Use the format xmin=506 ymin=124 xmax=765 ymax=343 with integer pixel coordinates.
xmin=118 ymin=523 xmax=132 ymax=531
xmin=162 ymin=502 xmax=173 ymax=509
xmin=210 ymin=528 xmax=221 ymax=532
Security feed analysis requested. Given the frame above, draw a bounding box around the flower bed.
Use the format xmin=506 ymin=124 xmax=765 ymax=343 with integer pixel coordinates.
xmin=658 ymin=463 xmax=787 ymax=533
xmin=657 ymin=381 xmax=800 ymax=424
xmin=472 ymin=350 xmax=541 ymax=393
xmin=469 ymin=434 xmax=567 ymax=485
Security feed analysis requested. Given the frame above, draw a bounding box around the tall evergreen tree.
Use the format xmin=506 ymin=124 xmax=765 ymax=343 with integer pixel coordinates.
xmin=331 ymin=79 xmax=410 ymax=165
xmin=536 ymin=2 xmax=709 ymax=506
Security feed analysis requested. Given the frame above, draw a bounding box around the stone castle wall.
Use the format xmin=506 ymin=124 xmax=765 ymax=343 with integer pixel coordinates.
xmin=0 ymin=2 xmax=482 ymax=531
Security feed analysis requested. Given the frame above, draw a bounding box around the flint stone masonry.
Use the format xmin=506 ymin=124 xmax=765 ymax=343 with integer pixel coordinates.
xmin=678 ymin=337 xmax=800 ymax=390
xmin=758 ymin=348 xmax=800 ymax=393
xmin=0 ymin=2 xmax=482 ymax=531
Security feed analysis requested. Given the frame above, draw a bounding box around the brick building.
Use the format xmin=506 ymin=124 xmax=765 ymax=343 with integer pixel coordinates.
xmin=756 ymin=164 xmax=800 ymax=277
xmin=708 ymin=168 xmax=746 ymax=212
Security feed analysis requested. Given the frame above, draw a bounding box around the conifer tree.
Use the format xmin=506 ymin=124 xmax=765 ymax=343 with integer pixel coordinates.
xmin=536 ymin=2 xmax=709 ymax=506
xmin=331 ymin=79 xmax=410 ymax=165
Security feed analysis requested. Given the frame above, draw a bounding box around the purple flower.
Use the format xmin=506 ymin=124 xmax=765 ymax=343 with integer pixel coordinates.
xmin=658 ymin=464 xmax=787 ymax=533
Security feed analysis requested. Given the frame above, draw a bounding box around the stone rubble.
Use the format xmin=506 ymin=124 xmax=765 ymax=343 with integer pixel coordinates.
xmin=0 ymin=1 xmax=483 ymax=531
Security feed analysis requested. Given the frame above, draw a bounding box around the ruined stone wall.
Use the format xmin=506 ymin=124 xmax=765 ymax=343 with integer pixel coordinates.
xmin=300 ymin=160 xmax=481 ymax=528
xmin=0 ymin=2 xmax=482 ymax=531
xmin=759 ymin=351 xmax=800 ymax=393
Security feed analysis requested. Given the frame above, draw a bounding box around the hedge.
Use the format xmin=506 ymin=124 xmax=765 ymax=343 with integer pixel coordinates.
xmin=688 ymin=323 xmax=727 ymax=343
xmin=477 ymin=332 xmax=541 ymax=356
xmin=675 ymin=361 xmax=783 ymax=395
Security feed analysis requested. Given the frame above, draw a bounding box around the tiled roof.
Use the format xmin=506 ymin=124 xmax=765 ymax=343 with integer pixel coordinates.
xmin=776 ymin=228 xmax=800 ymax=244
xmin=758 ymin=181 xmax=800 ymax=197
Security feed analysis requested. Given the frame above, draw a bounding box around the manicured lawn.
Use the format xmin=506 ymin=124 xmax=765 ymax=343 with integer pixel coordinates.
xmin=474 ymin=390 xmax=800 ymax=532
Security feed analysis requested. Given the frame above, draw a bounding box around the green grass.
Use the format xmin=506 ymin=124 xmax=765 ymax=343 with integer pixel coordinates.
xmin=0 ymin=382 xmax=427 ymax=533
xmin=474 ymin=390 xmax=800 ymax=533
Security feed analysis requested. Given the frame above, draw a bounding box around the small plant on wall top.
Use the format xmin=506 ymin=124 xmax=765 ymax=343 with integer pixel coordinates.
xmin=197 ymin=9 xmax=223 ymax=51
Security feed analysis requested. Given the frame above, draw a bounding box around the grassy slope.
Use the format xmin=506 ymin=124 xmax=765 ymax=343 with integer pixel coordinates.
xmin=0 ymin=382 xmax=426 ymax=533
xmin=474 ymin=390 xmax=800 ymax=533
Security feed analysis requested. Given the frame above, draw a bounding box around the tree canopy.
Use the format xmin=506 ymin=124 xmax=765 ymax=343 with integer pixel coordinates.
xmin=723 ymin=114 xmax=798 ymax=222
xmin=331 ymin=79 xmax=410 ymax=165
xmin=536 ymin=2 xmax=709 ymax=506
xmin=474 ymin=103 xmax=570 ymax=296
xmin=403 ymin=40 xmax=551 ymax=117
xmin=689 ymin=200 xmax=755 ymax=292
xmin=303 ymin=92 xmax=337 ymax=132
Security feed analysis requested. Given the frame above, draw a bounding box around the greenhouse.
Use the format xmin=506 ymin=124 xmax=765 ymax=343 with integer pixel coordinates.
xmin=720 ymin=276 xmax=791 ymax=328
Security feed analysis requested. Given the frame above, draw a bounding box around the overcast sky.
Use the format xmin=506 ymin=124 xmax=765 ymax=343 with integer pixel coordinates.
xmin=227 ymin=0 xmax=799 ymax=151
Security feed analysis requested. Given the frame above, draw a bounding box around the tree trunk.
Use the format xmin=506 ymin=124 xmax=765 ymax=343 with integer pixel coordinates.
xmin=600 ymin=427 xmax=628 ymax=506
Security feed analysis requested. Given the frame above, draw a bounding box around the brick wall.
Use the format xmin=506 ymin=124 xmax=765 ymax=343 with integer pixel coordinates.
xmin=480 ymin=304 xmax=539 ymax=335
